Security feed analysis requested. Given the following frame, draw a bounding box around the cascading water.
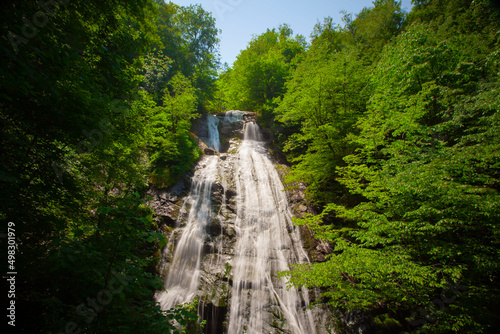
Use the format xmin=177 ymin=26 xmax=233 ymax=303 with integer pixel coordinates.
xmin=206 ymin=114 xmax=221 ymax=152
xmin=227 ymin=122 xmax=315 ymax=334
xmin=155 ymin=156 xmax=219 ymax=310
xmin=155 ymin=114 xmax=320 ymax=333
xmin=223 ymin=110 xmax=245 ymax=123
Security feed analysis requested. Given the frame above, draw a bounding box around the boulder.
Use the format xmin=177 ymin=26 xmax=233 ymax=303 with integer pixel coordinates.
xmin=204 ymin=148 xmax=216 ymax=155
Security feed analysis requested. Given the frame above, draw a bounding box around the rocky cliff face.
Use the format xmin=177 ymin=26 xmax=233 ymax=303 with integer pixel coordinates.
xmin=148 ymin=112 xmax=340 ymax=334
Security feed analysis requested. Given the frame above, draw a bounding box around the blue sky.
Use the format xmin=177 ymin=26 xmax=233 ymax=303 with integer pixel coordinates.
xmin=170 ymin=0 xmax=413 ymax=66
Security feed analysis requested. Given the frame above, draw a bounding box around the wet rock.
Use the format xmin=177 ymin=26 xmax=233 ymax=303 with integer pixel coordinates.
xmin=316 ymin=241 xmax=333 ymax=255
xmin=224 ymin=188 xmax=236 ymax=200
xmin=218 ymin=111 xmax=252 ymax=149
xmin=203 ymin=243 xmax=216 ymax=254
xmin=222 ymin=223 xmax=236 ymax=241
xmin=198 ymin=302 xmax=228 ymax=334
xmin=206 ymin=218 xmax=222 ymax=237
xmin=147 ymin=185 xmax=188 ymax=228
xmin=298 ymin=204 xmax=308 ymax=212
xmin=220 ymin=123 xmax=244 ymax=141
xmin=204 ymin=148 xmax=216 ymax=155
xmin=342 ymin=309 xmax=373 ymax=334
xmin=160 ymin=214 xmax=177 ymax=228
xmin=210 ymin=182 xmax=224 ymax=207
xmin=191 ymin=113 xmax=210 ymax=138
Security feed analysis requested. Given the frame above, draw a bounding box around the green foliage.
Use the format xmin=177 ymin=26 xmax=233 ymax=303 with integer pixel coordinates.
xmin=1 ymin=0 xmax=217 ymax=332
xmin=275 ymin=43 xmax=369 ymax=205
xmin=149 ymin=73 xmax=201 ymax=187
xmin=271 ymin=0 xmax=406 ymax=206
xmin=345 ymin=0 xmax=406 ymax=63
xmin=163 ymin=299 xmax=206 ymax=334
xmin=273 ymin=0 xmax=500 ymax=332
xmin=42 ymin=194 xmax=165 ymax=333
xmin=154 ymin=1 xmax=219 ymax=111
xmin=219 ymin=24 xmax=305 ymax=124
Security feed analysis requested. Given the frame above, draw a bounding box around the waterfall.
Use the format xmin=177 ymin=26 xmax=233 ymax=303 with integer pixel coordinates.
xmin=155 ymin=156 xmax=219 ymax=310
xmin=223 ymin=110 xmax=245 ymax=123
xmin=155 ymin=115 xmax=318 ymax=333
xmin=227 ymin=122 xmax=315 ymax=334
xmin=206 ymin=114 xmax=221 ymax=152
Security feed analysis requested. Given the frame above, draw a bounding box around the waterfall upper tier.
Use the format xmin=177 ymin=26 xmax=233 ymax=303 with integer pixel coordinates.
xmin=192 ymin=111 xmax=257 ymax=154
xmin=206 ymin=114 xmax=220 ymax=152
xmin=223 ymin=110 xmax=245 ymax=123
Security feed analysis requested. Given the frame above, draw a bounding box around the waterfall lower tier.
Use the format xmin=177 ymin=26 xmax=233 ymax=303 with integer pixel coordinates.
xmin=154 ymin=115 xmax=328 ymax=333
xmin=155 ymin=156 xmax=219 ymax=310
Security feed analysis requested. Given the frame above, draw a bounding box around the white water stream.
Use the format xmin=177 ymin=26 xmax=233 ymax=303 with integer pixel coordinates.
xmin=206 ymin=114 xmax=221 ymax=152
xmin=155 ymin=156 xmax=219 ymax=310
xmin=223 ymin=110 xmax=245 ymax=123
xmin=155 ymin=117 xmax=316 ymax=333
xmin=227 ymin=122 xmax=315 ymax=334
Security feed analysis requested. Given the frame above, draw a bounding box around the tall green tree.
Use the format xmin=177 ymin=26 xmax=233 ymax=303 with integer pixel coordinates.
xmin=341 ymin=0 xmax=406 ymax=63
xmin=219 ymin=24 xmax=305 ymax=124
xmin=153 ymin=1 xmax=219 ymax=111
xmin=0 ymin=0 xmax=215 ymax=332
xmin=275 ymin=42 xmax=368 ymax=205
xmin=283 ymin=2 xmax=500 ymax=331
xmin=149 ymin=73 xmax=200 ymax=187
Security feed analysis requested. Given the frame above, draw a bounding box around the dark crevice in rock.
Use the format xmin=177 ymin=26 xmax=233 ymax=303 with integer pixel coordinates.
xmin=199 ymin=302 xmax=228 ymax=334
